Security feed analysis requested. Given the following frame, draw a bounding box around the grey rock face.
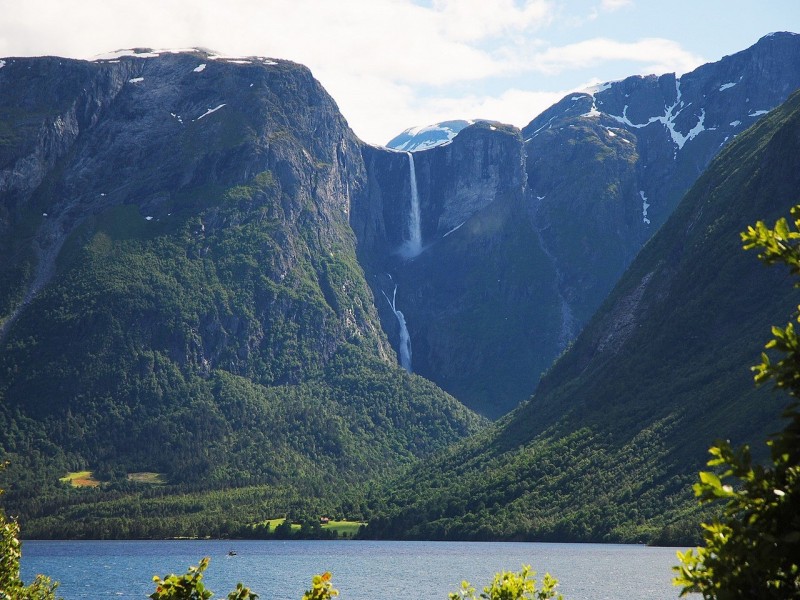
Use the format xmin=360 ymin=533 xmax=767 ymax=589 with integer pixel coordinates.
xmin=0 ymin=49 xmax=388 ymax=363
xmin=355 ymin=122 xmax=561 ymax=417
xmin=522 ymin=32 xmax=800 ymax=330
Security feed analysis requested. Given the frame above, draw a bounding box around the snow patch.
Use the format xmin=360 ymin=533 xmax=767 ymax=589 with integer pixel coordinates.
xmin=529 ymin=115 xmax=557 ymax=138
xmin=443 ymin=222 xmax=465 ymax=237
xmin=0 ymin=60 xmax=5 ymax=69
xmin=536 ymin=195 xmax=546 ymax=200
xmin=640 ymin=191 xmax=651 ymax=225
xmin=582 ymin=107 xmax=601 ymax=118
xmin=583 ymin=81 xmax=612 ymax=94
xmin=605 ymin=128 xmax=617 ymax=137
xmin=93 ymin=49 xmax=162 ymax=60
xmin=145 ymin=216 xmax=153 ymax=221
xmin=730 ymin=120 xmax=741 ymax=127
xmin=170 ymin=112 xmax=184 ymax=124
xmin=195 ymin=104 xmax=226 ymax=121
xmin=207 ymin=53 xmax=257 ymax=64
xmin=719 ymin=82 xmax=737 ymax=91
xmin=193 ymin=63 xmax=206 ymax=73
xmin=607 ymin=80 xmax=706 ymax=151
xmin=92 ymin=48 xmax=281 ymax=66
xmin=128 ymin=77 xmax=144 ymax=83
xmin=389 ymin=120 xmax=473 ymax=152
xmin=748 ymin=110 xmax=769 ymax=117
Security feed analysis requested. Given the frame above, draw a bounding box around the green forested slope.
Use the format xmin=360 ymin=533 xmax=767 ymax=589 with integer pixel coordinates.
xmin=0 ymin=52 xmax=484 ymax=537
xmin=363 ymin=90 xmax=800 ymax=543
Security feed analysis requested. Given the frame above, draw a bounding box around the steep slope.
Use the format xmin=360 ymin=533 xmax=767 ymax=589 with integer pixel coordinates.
xmin=363 ymin=33 xmax=800 ymax=417
xmin=0 ymin=49 xmax=483 ymax=536
xmin=363 ymin=89 xmax=800 ymax=543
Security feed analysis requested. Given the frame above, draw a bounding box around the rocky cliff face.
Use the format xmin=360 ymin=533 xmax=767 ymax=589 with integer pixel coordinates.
xmin=0 ymin=49 xmax=388 ymax=362
xmin=358 ymin=32 xmax=800 ymax=417
xmin=355 ymin=122 xmax=562 ymax=417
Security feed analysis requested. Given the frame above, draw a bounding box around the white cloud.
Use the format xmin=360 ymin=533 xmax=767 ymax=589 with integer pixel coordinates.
xmin=601 ymin=0 xmax=634 ymax=11
xmin=529 ymin=37 xmax=704 ymax=75
xmin=0 ymin=1 xmax=707 ymax=144
xmin=433 ymin=0 xmax=553 ymax=42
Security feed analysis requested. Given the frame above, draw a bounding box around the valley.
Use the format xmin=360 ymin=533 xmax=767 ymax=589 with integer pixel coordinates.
xmin=0 ymin=33 xmax=799 ymax=545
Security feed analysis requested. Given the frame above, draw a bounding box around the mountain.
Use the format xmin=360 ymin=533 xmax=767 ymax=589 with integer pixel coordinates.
xmin=385 ymin=120 xmax=473 ymax=152
xmin=524 ymin=30 xmax=800 ymax=328
xmin=354 ymin=122 xmax=563 ymax=417
xmin=0 ymin=48 xmax=483 ymax=536
xmin=3 ymin=34 xmax=800 ymax=537
xmin=365 ymin=32 xmax=800 ymax=417
xmin=362 ymin=88 xmax=800 ymax=543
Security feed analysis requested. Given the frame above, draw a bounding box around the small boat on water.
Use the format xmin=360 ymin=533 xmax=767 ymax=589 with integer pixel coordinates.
xmin=228 ymin=550 xmax=237 ymax=556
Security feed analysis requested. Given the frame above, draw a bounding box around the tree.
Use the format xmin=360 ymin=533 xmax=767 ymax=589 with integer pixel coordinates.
xmin=674 ymin=206 xmax=800 ymax=598
xmin=0 ymin=464 xmax=60 ymax=600
xmin=301 ymin=572 xmax=338 ymax=600
xmin=150 ymin=558 xmax=258 ymax=600
xmin=449 ymin=565 xmax=562 ymax=600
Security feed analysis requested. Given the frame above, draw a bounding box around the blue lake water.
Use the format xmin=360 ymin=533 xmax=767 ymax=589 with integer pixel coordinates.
xmin=21 ymin=539 xmax=683 ymax=600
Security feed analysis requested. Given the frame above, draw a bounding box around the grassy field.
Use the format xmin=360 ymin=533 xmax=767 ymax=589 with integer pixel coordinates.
xmin=59 ymin=471 xmax=100 ymax=488
xmin=322 ymin=520 xmax=365 ymax=537
xmin=127 ymin=472 xmax=166 ymax=484
xmin=253 ymin=518 xmax=366 ymax=537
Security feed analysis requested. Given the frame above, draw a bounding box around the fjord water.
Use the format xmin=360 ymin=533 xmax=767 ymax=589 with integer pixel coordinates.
xmin=22 ymin=540 xmax=680 ymax=599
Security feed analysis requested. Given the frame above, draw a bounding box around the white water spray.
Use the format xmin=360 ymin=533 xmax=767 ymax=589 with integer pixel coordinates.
xmin=401 ymin=151 xmax=422 ymax=258
xmin=382 ymin=284 xmax=412 ymax=371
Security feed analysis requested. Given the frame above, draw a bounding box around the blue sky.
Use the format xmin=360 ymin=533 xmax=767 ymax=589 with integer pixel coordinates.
xmin=1 ymin=0 xmax=798 ymax=144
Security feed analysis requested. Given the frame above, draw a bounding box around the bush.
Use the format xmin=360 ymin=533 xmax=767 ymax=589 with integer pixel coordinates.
xmin=674 ymin=206 xmax=800 ymax=598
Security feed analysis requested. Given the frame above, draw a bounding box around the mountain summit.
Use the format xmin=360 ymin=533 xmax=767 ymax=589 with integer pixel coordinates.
xmin=385 ymin=120 xmax=474 ymax=152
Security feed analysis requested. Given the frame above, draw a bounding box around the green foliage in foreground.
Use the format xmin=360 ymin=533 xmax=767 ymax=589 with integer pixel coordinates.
xmin=449 ymin=566 xmax=562 ymax=600
xmin=147 ymin=562 xmax=560 ymax=600
xmin=674 ymin=206 xmax=800 ymax=598
xmin=150 ymin=558 xmax=257 ymax=600
xmin=301 ymin=572 xmax=338 ymax=600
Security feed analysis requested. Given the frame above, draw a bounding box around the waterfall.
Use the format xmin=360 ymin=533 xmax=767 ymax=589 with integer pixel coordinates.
xmin=401 ymin=151 xmax=422 ymax=258
xmin=382 ymin=284 xmax=412 ymax=372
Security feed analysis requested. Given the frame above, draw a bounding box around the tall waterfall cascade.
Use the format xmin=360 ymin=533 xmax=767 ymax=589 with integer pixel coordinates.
xmin=382 ymin=284 xmax=412 ymax=372
xmin=401 ymin=152 xmax=422 ymax=258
